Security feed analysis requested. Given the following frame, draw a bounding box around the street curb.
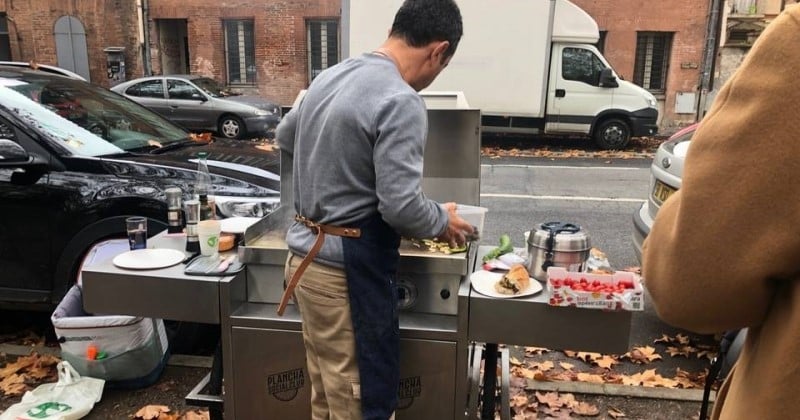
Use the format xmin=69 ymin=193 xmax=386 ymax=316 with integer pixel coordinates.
xmin=0 ymin=343 xmax=213 ymax=369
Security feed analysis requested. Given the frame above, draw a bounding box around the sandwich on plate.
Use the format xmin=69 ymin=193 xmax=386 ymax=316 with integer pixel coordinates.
xmin=494 ymin=264 xmax=530 ymax=295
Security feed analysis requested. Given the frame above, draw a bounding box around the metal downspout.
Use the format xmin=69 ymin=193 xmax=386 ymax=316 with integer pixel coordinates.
xmin=140 ymin=0 xmax=152 ymax=76
xmin=697 ymin=0 xmax=723 ymax=120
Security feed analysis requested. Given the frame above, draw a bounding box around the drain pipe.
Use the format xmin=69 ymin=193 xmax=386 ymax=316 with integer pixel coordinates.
xmin=137 ymin=0 xmax=153 ymax=76
xmin=697 ymin=0 xmax=723 ymax=121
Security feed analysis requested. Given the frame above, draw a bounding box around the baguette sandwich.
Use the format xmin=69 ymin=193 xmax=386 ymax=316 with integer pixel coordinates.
xmin=494 ymin=264 xmax=531 ymax=295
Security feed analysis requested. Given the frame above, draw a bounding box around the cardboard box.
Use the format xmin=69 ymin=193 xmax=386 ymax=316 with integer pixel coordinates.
xmin=546 ymin=267 xmax=644 ymax=311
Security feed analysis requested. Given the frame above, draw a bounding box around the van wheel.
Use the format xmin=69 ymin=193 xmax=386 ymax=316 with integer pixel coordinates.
xmin=219 ymin=115 xmax=245 ymax=139
xmin=593 ymin=118 xmax=630 ymax=149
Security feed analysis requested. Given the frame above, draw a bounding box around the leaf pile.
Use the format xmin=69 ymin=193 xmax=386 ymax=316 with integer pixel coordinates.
xmin=0 ymin=353 xmax=60 ymax=397
xmin=501 ymin=334 xmax=716 ymax=418
xmin=134 ymin=405 xmax=210 ymax=420
xmin=480 ymin=134 xmax=664 ymax=160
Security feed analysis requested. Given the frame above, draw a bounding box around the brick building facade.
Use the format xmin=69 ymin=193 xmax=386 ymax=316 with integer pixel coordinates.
xmin=0 ymin=0 xmax=340 ymax=107
xmin=573 ymin=0 xmax=711 ymax=130
xmin=7 ymin=0 xmax=783 ymax=130
xmin=0 ymin=0 xmax=142 ymax=84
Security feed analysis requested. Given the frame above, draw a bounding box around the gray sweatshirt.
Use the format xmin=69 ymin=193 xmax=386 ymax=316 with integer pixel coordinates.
xmin=276 ymin=53 xmax=448 ymax=267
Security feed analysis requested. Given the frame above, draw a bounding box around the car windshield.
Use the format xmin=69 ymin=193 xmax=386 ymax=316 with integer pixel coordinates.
xmin=0 ymin=73 xmax=190 ymax=157
xmin=192 ymin=77 xmax=236 ymax=98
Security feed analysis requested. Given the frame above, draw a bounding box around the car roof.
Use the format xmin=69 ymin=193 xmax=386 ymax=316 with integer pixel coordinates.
xmin=0 ymin=61 xmax=87 ymax=81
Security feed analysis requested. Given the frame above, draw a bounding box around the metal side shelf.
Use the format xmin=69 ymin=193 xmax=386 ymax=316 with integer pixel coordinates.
xmin=228 ymin=301 xmax=460 ymax=341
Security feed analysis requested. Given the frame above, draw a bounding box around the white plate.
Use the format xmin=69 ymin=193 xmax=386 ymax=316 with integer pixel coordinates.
xmin=470 ymin=270 xmax=543 ymax=299
xmin=219 ymin=217 xmax=260 ymax=234
xmin=112 ymin=248 xmax=186 ymax=270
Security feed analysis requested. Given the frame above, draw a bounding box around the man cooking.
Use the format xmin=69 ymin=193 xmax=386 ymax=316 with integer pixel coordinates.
xmin=275 ymin=0 xmax=470 ymax=418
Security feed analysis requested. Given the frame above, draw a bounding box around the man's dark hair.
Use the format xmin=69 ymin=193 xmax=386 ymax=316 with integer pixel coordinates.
xmin=390 ymin=0 xmax=463 ymax=58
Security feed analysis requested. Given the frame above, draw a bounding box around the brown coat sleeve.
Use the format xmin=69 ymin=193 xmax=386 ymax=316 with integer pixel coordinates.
xmin=642 ymin=6 xmax=800 ymax=334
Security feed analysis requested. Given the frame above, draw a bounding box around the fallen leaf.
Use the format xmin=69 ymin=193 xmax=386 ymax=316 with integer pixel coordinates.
xmin=0 ymin=373 xmax=28 ymax=396
xmin=529 ymin=360 xmax=554 ymax=372
xmin=608 ymin=406 xmax=627 ymax=418
xmin=135 ymin=405 xmax=171 ymax=420
xmin=624 ymin=368 xmax=680 ymax=388
xmin=510 ymin=394 xmax=529 ymax=409
xmin=181 ymin=411 xmax=210 ymax=420
xmin=558 ymin=362 xmax=574 ymax=371
xmin=525 ymin=347 xmax=550 ymax=355
xmin=653 ymin=334 xmax=672 ymax=344
xmin=594 ymin=355 xmax=619 ymax=369
xmin=510 ymin=356 xmax=523 ymax=366
xmin=576 ymin=372 xmax=605 ymax=384
xmin=623 ymin=346 xmax=662 ymax=364
xmin=572 ymin=401 xmax=600 ymax=416
xmin=0 ymin=354 xmax=37 ymax=377
xmin=535 ymin=391 xmax=564 ymax=409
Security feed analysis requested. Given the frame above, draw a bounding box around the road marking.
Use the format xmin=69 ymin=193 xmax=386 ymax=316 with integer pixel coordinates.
xmin=481 ymin=193 xmax=645 ymax=203
xmin=482 ymin=164 xmax=648 ymax=171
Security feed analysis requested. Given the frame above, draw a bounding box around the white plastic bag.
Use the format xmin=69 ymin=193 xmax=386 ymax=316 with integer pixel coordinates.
xmin=0 ymin=361 xmax=105 ymax=420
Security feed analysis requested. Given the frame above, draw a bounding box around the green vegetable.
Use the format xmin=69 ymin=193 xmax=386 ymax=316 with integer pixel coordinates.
xmin=482 ymin=234 xmax=513 ymax=262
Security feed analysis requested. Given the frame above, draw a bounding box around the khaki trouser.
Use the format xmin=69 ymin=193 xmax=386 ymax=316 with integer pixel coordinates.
xmin=286 ymin=254 xmax=362 ymax=420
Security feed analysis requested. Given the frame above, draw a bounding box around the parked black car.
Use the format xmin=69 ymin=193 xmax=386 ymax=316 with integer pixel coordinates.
xmin=0 ymin=65 xmax=280 ymax=309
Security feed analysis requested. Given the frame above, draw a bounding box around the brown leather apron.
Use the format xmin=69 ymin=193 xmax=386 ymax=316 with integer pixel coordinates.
xmin=277 ymin=215 xmax=361 ymax=316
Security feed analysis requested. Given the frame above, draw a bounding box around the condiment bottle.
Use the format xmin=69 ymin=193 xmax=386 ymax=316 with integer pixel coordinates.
xmin=165 ymin=187 xmax=183 ymax=234
xmin=196 ymin=152 xmax=216 ymax=220
xmin=185 ymin=199 xmax=201 ymax=253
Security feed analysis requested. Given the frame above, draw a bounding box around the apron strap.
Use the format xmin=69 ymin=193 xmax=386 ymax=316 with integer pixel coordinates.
xmin=277 ymin=215 xmax=361 ymax=316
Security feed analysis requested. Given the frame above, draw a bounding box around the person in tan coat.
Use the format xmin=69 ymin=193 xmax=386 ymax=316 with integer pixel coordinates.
xmin=643 ymin=5 xmax=800 ymax=419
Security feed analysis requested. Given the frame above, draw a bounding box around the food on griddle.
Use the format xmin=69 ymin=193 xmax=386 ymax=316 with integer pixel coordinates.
xmin=494 ymin=264 xmax=530 ymax=295
xmin=407 ymin=238 xmax=467 ymax=254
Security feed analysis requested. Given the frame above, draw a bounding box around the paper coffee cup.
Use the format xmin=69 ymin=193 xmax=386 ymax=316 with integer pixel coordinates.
xmin=197 ymin=220 xmax=221 ymax=256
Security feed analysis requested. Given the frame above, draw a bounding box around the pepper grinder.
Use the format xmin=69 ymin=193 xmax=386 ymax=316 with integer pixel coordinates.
xmin=185 ymin=199 xmax=200 ymax=253
xmin=165 ymin=187 xmax=183 ymax=234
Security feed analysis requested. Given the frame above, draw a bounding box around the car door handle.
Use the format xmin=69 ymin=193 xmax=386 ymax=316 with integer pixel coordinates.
xmin=169 ymin=105 xmax=179 ymax=109
xmin=555 ymin=89 xmax=566 ymax=98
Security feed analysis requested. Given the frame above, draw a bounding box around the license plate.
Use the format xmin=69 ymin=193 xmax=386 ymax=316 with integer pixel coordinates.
xmin=652 ymin=180 xmax=677 ymax=205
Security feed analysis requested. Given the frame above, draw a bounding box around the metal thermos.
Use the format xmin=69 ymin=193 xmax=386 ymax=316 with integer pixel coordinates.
xmin=165 ymin=187 xmax=183 ymax=234
xmin=185 ymin=199 xmax=200 ymax=253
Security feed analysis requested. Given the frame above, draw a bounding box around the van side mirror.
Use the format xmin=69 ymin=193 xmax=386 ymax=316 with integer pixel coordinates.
xmin=0 ymin=139 xmax=30 ymax=163
xmin=599 ymin=68 xmax=619 ymax=88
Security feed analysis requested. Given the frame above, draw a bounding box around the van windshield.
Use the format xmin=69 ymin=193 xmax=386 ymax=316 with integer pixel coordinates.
xmin=0 ymin=74 xmax=191 ymax=157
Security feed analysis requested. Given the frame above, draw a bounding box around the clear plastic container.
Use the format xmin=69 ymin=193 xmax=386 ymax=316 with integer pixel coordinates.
xmin=456 ymin=204 xmax=488 ymax=236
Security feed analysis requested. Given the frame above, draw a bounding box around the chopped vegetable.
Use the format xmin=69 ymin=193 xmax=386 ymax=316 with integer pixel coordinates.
xmin=482 ymin=234 xmax=513 ymax=262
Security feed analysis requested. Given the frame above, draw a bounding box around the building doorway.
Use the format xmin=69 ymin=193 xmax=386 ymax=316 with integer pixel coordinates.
xmin=156 ymin=19 xmax=189 ymax=75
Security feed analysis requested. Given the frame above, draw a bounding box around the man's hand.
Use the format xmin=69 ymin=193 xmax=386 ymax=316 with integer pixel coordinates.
xmin=438 ymin=202 xmax=476 ymax=249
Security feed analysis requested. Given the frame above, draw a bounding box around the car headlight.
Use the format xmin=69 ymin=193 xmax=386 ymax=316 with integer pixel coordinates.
xmin=215 ymin=195 xmax=280 ymax=218
xmin=253 ymin=109 xmax=274 ymax=116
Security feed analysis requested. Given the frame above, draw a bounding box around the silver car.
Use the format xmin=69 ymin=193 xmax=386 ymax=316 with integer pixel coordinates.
xmin=111 ymin=75 xmax=281 ymax=139
xmin=631 ymin=123 xmax=697 ymax=262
